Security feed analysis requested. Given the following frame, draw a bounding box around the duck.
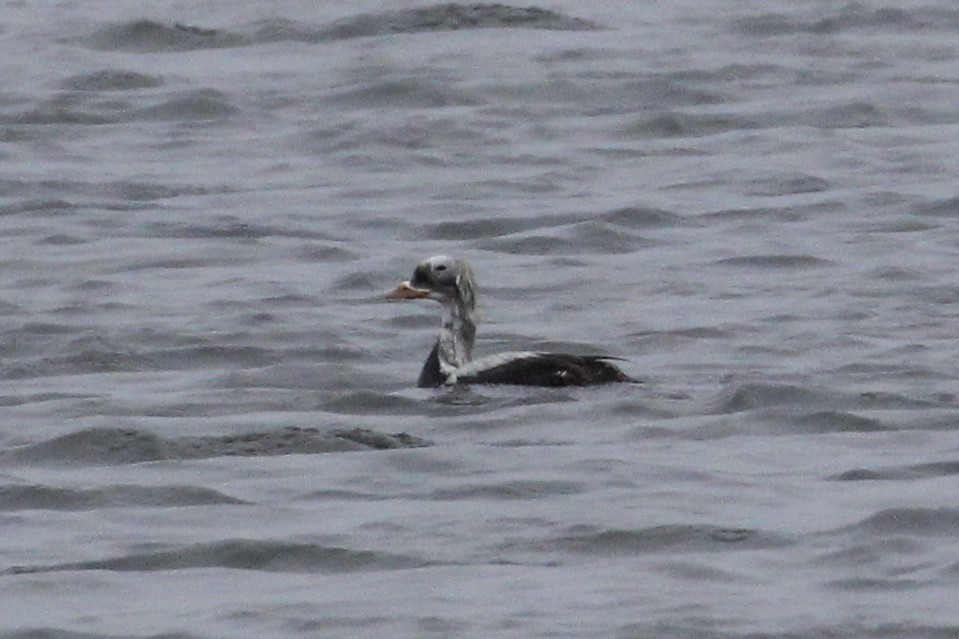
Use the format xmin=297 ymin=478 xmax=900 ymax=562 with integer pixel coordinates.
xmin=386 ymin=255 xmax=633 ymax=387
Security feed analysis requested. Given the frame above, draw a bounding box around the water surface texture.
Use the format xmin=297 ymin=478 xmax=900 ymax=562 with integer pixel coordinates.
xmin=2 ymin=2 xmax=959 ymax=637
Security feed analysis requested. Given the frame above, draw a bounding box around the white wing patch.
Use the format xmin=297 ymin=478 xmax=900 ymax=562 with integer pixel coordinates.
xmin=445 ymin=351 xmax=542 ymax=384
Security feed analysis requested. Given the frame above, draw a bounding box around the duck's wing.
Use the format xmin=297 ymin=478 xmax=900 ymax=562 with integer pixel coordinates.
xmin=454 ymin=352 xmax=634 ymax=387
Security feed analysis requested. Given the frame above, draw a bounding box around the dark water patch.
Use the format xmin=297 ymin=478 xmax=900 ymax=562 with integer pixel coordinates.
xmin=144 ymin=344 xmax=277 ymax=371
xmin=785 ymin=411 xmax=890 ymax=434
xmin=300 ymin=489 xmax=392 ymax=501
xmin=702 ymin=202 xmax=837 ymax=223
xmin=289 ymin=118 xmax=495 ymax=156
xmin=569 ymin=221 xmax=654 ymax=253
xmin=615 ymin=77 xmax=726 ymax=109
xmin=619 ymin=111 xmax=755 ymax=139
xmin=809 ymin=100 xmax=888 ymax=129
xmin=654 ymin=560 xmax=745 ymax=583
xmin=86 ymin=20 xmax=251 ymax=52
xmin=425 ymin=385 xmax=556 ymax=412
xmin=7 ymin=539 xmax=428 ymax=575
xmin=0 ymin=631 xmax=202 ymax=639
xmin=734 ymin=13 xmax=800 ymax=36
xmin=830 ymin=460 xmax=959 ymax=481
xmin=610 ymin=400 xmax=679 ymax=421
xmin=527 ymin=524 xmax=791 ymax=555
xmin=910 ymin=284 xmax=959 ymax=305
xmin=425 ymin=386 xmax=578 ymax=416
xmin=428 ymin=480 xmax=586 ymax=501
xmin=817 ymin=537 xmax=924 ymax=568
xmin=595 ymin=206 xmax=692 ymax=229
xmin=2 ymin=428 xmax=167 ymax=465
xmin=426 ymin=217 xmax=533 ymax=240
xmin=2 ymin=427 xmax=431 ymax=466
xmin=866 ymin=266 xmax=922 ymax=281
xmin=0 ymin=180 xmax=212 ymax=211
xmin=828 ymin=577 xmax=924 ymax=591
xmin=618 ymin=622 xmax=959 ymax=639
xmin=853 ymin=391 xmax=944 ymax=409
xmin=718 ymin=383 xmax=936 ymax=414
xmin=734 ymin=6 xmax=933 ymax=37
xmin=629 ymin=326 xmax=731 ymax=351
xmin=542 ymin=256 xmax=590 ymax=268
xmin=144 ymin=218 xmax=332 ymax=240
xmin=0 ymin=321 xmax=76 ymax=345
xmin=484 ymin=75 xmax=725 ymax=113
xmin=2 ymin=347 xmax=154 ymax=379
xmin=106 ymin=181 xmax=210 ymax=201
xmin=254 ymin=294 xmax=317 ymax=308
xmin=941 ymin=562 xmax=959 ymax=580
xmin=332 ymin=271 xmax=379 ymax=292
xmin=321 ymin=390 xmax=427 ymax=416
xmin=713 ymin=254 xmax=833 ymax=269
xmin=175 ymin=427 xmax=431 ymax=457
xmin=84 ymin=5 xmax=598 ymax=53
xmin=285 ymin=121 xmax=359 ymax=154
xmin=0 ymin=104 xmax=118 ymax=126
xmin=477 ymin=221 xmax=653 ymax=255
xmin=217 ymin=361 xmax=375 ymax=394
xmin=685 ymin=62 xmax=788 ymax=83
xmin=718 ymin=384 xmax=830 ymax=414
xmin=456 ymin=176 xmax=564 ymax=197
xmin=61 ymin=70 xmax=164 ymax=92
xmin=133 ymin=89 xmax=238 ymax=121
xmin=870 ymin=220 xmax=940 ymax=233
xmin=424 ymin=210 xmax=572 ymax=241
xmin=317 ymin=3 xmax=600 ymax=41
xmin=0 ymin=392 xmax=94 ymax=408
xmin=385 ymin=311 xmax=436 ymax=331
xmin=155 ymin=221 xmax=271 ymax=240
xmin=915 ymin=195 xmax=959 ymax=217
xmin=296 ymin=244 xmax=359 ymax=262
xmin=811 ymin=516 xmax=958 ymax=592
xmin=326 ymin=79 xmax=480 ymax=109
xmin=0 ymin=91 xmax=143 ymax=127
xmin=534 ymin=46 xmax=614 ymax=63
xmin=839 ymin=508 xmax=959 ymax=537
xmin=247 ymin=17 xmax=314 ymax=43
xmin=0 ymin=333 xmax=262 ymax=378
xmin=36 ymin=234 xmax=87 ymax=245
xmin=745 ymin=173 xmax=831 ymax=196
xmin=332 ymin=428 xmax=431 ymax=450
xmin=121 ymin=255 xmax=245 ymax=271
xmin=0 ymin=199 xmax=81 ymax=216
xmin=0 ymin=483 xmax=247 ymax=511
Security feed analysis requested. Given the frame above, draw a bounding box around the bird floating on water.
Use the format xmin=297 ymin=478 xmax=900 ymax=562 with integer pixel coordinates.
xmin=386 ymin=255 xmax=633 ymax=387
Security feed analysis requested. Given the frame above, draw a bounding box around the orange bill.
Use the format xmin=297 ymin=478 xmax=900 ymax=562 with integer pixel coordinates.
xmin=385 ymin=281 xmax=430 ymax=299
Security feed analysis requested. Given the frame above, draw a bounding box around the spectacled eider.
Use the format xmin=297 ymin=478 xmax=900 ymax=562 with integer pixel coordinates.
xmin=386 ymin=255 xmax=633 ymax=387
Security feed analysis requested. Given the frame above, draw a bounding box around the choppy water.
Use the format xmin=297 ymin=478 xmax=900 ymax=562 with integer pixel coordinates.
xmin=3 ymin=1 xmax=959 ymax=637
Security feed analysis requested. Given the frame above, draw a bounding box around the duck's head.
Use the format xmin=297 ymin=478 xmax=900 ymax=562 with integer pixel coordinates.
xmin=386 ymin=255 xmax=476 ymax=314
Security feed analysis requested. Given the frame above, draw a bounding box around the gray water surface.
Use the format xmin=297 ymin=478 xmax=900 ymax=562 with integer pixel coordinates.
xmin=2 ymin=2 xmax=959 ymax=637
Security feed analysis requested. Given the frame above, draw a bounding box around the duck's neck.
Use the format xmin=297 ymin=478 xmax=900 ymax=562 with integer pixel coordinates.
xmin=437 ymin=301 xmax=475 ymax=374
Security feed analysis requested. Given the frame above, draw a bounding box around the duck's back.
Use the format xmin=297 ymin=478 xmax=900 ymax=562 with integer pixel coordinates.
xmin=454 ymin=351 xmax=634 ymax=387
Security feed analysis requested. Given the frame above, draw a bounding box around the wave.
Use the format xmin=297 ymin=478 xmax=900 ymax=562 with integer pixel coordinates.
xmin=717 ymin=383 xmax=938 ymax=414
xmin=836 ymin=508 xmax=959 ymax=537
xmin=830 ymin=460 xmax=959 ymax=481
xmin=506 ymin=523 xmax=792 ymax=555
xmin=0 ymin=483 xmax=247 ymax=511
xmin=735 ymin=6 xmax=953 ymax=37
xmin=84 ymin=4 xmax=600 ymax=52
xmin=6 ymin=539 xmax=431 ymax=575
xmin=2 ymin=426 xmax=431 ymax=466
